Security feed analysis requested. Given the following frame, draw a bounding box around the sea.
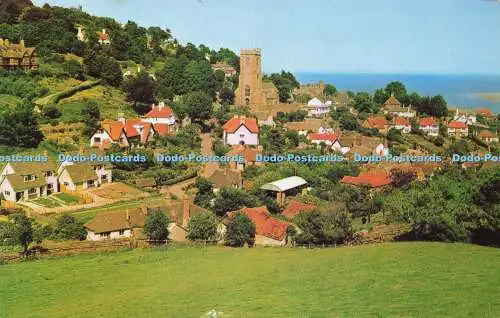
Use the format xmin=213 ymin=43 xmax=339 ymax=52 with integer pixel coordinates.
xmin=294 ymin=73 xmax=500 ymax=113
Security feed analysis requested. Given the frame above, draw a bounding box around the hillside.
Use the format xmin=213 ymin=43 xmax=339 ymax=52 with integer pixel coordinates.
xmin=1 ymin=243 xmax=499 ymax=317
xmin=0 ymin=0 xmax=33 ymax=23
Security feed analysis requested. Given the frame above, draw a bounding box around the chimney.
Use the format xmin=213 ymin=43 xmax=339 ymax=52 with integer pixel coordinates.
xmin=159 ymin=101 xmax=165 ymax=109
xmin=20 ymin=39 xmax=25 ymax=48
xmin=118 ymin=112 xmax=125 ymax=124
xmin=182 ymin=198 xmax=190 ymax=228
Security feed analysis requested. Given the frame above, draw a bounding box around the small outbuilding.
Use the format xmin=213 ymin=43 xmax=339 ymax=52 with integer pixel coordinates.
xmin=260 ymin=176 xmax=308 ymax=206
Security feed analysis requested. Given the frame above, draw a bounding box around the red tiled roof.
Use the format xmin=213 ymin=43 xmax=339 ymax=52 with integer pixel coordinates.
xmin=102 ymin=122 xmax=125 ymax=141
xmin=282 ymin=200 xmax=316 ymax=218
xmin=476 ymin=108 xmax=494 ymax=117
xmin=141 ymin=122 xmax=154 ymax=143
xmin=153 ymin=124 xmax=170 ymax=136
xmin=419 ymin=117 xmax=437 ymax=127
xmin=223 ymin=117 xmax=259 ymax=133
xmin=228 ymin=206 xmax=289 ymax=241
xmin=228 ymin=145 xmax=262 ymax=162
xmin=123 ymin=120 xmax=140 ymax=138
xmin=307 ymin=133 xmax=338 ymax=142
xmin=341 ymin=169 xmax=392 ymax=188
xmin=394 ymin=117 xmax=410 ymax=126
xmin=447 ymin=121 xmax=467 ymax=129
xmin=145 ymin=105 xmax=174 ymax=118
xmin=366 ymin=117 xmax=388 ymax=129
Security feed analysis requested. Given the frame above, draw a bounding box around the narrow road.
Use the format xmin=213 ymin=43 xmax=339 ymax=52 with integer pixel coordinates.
xmin=200 ymin=133 xmax=219 ymax=178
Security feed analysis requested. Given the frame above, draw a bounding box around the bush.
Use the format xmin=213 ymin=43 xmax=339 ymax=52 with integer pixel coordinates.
xmin=225 ymin=212 xmax=256 ymax=247
xmin=187 ymin=212 xmax=218 ymax=242
xmin=51 ymin=215 xmax=86 ymax=241
xmin=41 ymin=105 xmax=62 ymax=119
xmin=294 ymin=210 xmax=352 ymax=245
xmin=143 ymin=209 xmax=169 ymax=243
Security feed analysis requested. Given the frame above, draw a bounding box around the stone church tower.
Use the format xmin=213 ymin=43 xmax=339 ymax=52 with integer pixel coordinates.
xmin=235 ymin=48 xmax=278 ymax=109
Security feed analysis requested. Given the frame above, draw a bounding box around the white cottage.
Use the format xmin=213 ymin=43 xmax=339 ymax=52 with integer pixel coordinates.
xmin=222 ymin=115 xmax=260 ymax=146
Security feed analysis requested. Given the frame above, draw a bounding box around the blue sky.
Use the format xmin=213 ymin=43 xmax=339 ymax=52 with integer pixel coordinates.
xmin=33 ymin=0 xmax=500 ymax=74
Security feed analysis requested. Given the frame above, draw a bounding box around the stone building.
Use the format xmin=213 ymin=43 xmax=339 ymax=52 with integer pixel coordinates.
xmin=0 ymin=38 xmax=38 ymax=71
xmin=234 ymin=48 xmax=279 ymax=109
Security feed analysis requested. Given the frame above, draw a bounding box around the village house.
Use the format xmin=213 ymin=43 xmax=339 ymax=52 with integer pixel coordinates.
xmin=90 ymin=120 xmax=129 ymax=149
xmin=0 ymin=161 xmax=59 ymax=202
xmin=306 ymin=97 xmax=331 ymax=118
xmin=452 ymin=108 xmax=476 ymax=125
xmin=211 ymin=62 xmax=237 ymax=77
xmin=164 ymin=198 xmax=211 ymax=241
xmin=0 ymin=38 xmax=38 ymax=71
xmin=447 ymin=121 xmax=468 ymax=138
xmin=85 ymin=208 xmax=146 ymax=241
xmin=224 ymin=206 xmax=290 ymax=246
xmin=382 ymin=94 xmax=416 ymax=118
xmin=478 ymin=130 xmax=499 ymax=144
xmin=341 ymin=168 xmax=392 ymax=188
xmin=391 ymin=117 xmax=411 ymax=134
xmin=418 ymin=117 xmax=439 ymax=136
xmin=208 ymin=168 xmax=243 ymax=192
xmin=476 ymin=108 xmax=495 ymax=120
xmin=222 ymin=115 xmax=259 ymax=146
xmin=142 ymin=102 xmax=178 ymax=134
xmin=97 ymin=29 xmax=111 ymax=45
xmin=307 ymin=133 xmax=338 ymax=148
xmin=363 ymin=116 xmax=390 ymax=134
xmin=282 ymin=200 xmax=317 ymax=219
xmin=226 ymin=144 xmax=264 ymax=171
xmin=284 ymin=118 xmax=333 ymax=136
xmin=58 ymin=164 xmax=100 ymax=191
xmin=76 ymin=25 xmax=86 ymax=42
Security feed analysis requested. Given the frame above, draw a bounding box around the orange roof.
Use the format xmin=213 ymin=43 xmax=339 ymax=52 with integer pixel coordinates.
xmin=145 ymin=105 xmax=174 ymax=118
xmin=102 ymin=121 xmax=125 ymax=141
xmin=153 ymin=124 xmax=170 ymax=136
xmin=282 ymin=200 xmax=316 ymax=218
xmin=341 ymin=169 xmax=391 ymax=188
xmin=394 ymin=117 xmax=410 ymax=126
xmin=478 ymin=130 xmax=496 ymax=138
xmin=223 ymin=117 xmax=259 ymax=133
xmin=383 ymin=94 xmax=402 ymax=107
xmin=228 ymin=145 xmax=262 ymax=162
xmin=307 ymin=133 xmax=338 ymax=141
xmin=123 ymin=120 xmax=140 ymax=138
xmin=476 ymin=108 xmax=494 ymax=117
xmin=96 ymin=32 xmax=109 ymax=41
xmin=366 ymin=116 xmax=388 ymax=129
xmin=141 ymin=122 xmax=154 ymax=143
xmin=419 ymin=117 xmax=437 ymax=127
xmin=447 ymin=121 xmax=467 ymax=129
xmin=228 ymin=206 xmax=289 ymax=241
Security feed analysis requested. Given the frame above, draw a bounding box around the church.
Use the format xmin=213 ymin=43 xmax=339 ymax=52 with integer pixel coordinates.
xmin=234 ymin=49 xmax=279 ymax=110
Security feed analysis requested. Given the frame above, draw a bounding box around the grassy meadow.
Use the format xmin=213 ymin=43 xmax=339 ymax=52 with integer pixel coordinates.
xmin=1 ymin=243 xmax=499 ymax=318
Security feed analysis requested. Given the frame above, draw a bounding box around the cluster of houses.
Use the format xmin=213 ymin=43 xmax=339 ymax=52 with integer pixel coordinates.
xmin=90 ymin=102 xmax=178 ymax=149
xmin=0 ymin=152 xmax=112 ymax=203
xmin=0 ymin=38 xmax=38 ymax=71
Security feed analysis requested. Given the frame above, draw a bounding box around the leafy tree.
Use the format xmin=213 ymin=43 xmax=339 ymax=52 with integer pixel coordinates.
xmin=264 ymin=71 xmax=299 ymax=102
xmin=213 ymin=187 xmax=259 ymax=216
xmin=143 ymin=209 xmax=169 ymax=243
xmin=123 ymin=70 xmax=156 ymax=113
xmin=384 ymin=81 xmax=407 ymax=101
xmin=390 ymin=169 xmax=417 ymax=189
xmin=225 ymin=212 xmax=256 ymax=247
xmin=41 ymin=105 xmax=61 ymax=119
xmin=185 ymin=60 xmax=217 ymax=98
xmin=267 ymin=127 xmax=286 ymax=153
xmin=84 ymin=51 xmax=122 ymax=86
xmin=0 ymin=104 xmax=44 ymax=148
xmin=285 ymin=130 xmax=299 ymax=148
xmin=9 ymin=213 xmax=33 ymax=254
xmin=323 ymin=84 xmax=337 ymax=96
xmin=387 ymin=128 xmax=403 ymax=142
xmin=294 ymin=210 xmax=351 ymax=245
xmin=182 ymin=91 xmax=213 ymax=122
xmin=219 ymin=86 xmax=235 ymax=105
xmin=194 ymin=177 xmax=215 ymax=208
xmin=51 ymin=215 xmax=86 ymax=241
xmin=64 ymin=60 xmax=85 ymax=80
xmin=81 ymin=101 xmax=101 ymax=137
xmin=187 ymin=212 xmax=218 ymax=241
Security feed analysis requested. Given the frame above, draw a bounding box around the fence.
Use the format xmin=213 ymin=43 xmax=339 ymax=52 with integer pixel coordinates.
xmin=60 ymin=184 xmax=94 ymax=204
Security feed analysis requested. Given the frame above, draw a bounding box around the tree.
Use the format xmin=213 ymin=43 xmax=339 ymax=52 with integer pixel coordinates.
xmin=187 ymin=212 xmax=218 ymax=241
xmin=81 ymin=101 xmax=101 ymax=137
xmin=123 ymin=70 xmax=156 ymax=113
xmin=194 ymin=177 xmax=215 ymax=208
xmin=64 ymin=60 xmax=85 ymax=80
xmin=185 ymin=60 xmax=217 ymax=98
xmin=41 ymin=105 xmax=61 ymax=119
xmin=294 ymin=210 xmax=351 ymax=245
xmin=84 ymin=51 xmax=122 ymax=86
xmin=323 ymin=84 xmax=337 ymax=96
xmin=51 ymin=215 xmax=86 ymax=241
xmin=143 ymin=209 xmax=169 ymax=243
xmin=384 ymin=81 xmax=407 ymax=101
xmin=212 ymin=187 xmax=259 ymax=216
xmin=390 ymin=169 xmax=417 ymax=189
xmin=182 ymin=91 xmax=213 ymax=122
xmin=156 ymin=56 xmax=189 ymax=100
xmin=0 ymin=104 xmax=44 ymax=148
xmin=264 ymin=71 xmax=299 ymax=102
xmin=225 ymin=212 xmax=256 ymax=247
xmin=219 ymin=87 xmax=235 ymax=105
xmin=267 ymin=127 xmax=286 ymax=153
xmin=387 ymin=128 xmax=403 ymax=142
xmin=9 ymin=213 xmax=33 ymax=254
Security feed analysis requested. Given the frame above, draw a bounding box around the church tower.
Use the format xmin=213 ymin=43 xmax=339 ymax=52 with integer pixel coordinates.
xmin=235 ymin=49 xmax=264 ymax=107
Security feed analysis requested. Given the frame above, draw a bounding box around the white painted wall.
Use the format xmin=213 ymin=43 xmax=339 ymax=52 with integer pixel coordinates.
xmin=224 ymin=125 xmax=259 ymax=146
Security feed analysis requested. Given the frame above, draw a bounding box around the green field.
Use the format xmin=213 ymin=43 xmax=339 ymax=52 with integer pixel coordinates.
xmin=31 ymin=197 xmax=61 ymax=208
xmin=1 ymin=243 xmax=499 ymax=317
xmin=52 ymin=193 xmax=83 ymax=205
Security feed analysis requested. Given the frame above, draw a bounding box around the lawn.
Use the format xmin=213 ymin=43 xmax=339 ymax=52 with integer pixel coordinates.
xmin=31 ymin=197 xmax=61 ymax=208
xmin=0 ymin=243 xmax=499 ymax=317
xmin=52 ymin=193 xmax=83 ymax=205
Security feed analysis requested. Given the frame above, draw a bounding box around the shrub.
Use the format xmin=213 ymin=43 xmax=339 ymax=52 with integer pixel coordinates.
xmin=51 ymin=215 xmax=86 ymax=241
xmin=225 ymin=212 xmax=256 ymax=247
xmin=143 ymin=209 xmax=169 ymax=243
xmin=187 ymin=212 xmax=218 ymax=242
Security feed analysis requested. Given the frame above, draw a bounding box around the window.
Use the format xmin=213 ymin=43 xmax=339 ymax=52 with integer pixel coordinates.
xmin=245 ymin=86 xmax=250 ymax=97
xmin=45 ymin=171 xmax=53 ymax=177
xmin=47 ymin=183 xmax=53 ymax=190
xmin=4 ymin=191 xmax=10 ymax=196
xmin=28 ymin=188 xmax=37 ymax=194
xmin=119 ymin=230 xmax=125 ymax=236
xmin=93 ymin=137 xmax=101 ymax=143
xmin=239 ymin=134 xmax=245 ymax=138
xmin=101 ymin=232 xmax=110 ymax=239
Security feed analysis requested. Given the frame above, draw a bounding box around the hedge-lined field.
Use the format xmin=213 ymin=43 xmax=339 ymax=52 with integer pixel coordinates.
xmin=1 ymin=243 xmax=499 ymax=317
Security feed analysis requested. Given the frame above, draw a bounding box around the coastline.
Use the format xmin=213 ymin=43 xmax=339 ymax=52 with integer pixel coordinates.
xmin=476 ymin=92 xmax=500 ymax=102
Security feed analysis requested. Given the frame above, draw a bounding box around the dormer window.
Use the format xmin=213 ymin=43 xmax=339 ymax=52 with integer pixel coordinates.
xmin=44 ymin=171 xmax=53 ymax=177
xmin=23 ymin=175 xmax=35 ymax=182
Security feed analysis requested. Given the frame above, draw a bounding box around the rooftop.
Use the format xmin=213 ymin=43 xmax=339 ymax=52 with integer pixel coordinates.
xmin=261 ymin=176 xmax=308 ymax=192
